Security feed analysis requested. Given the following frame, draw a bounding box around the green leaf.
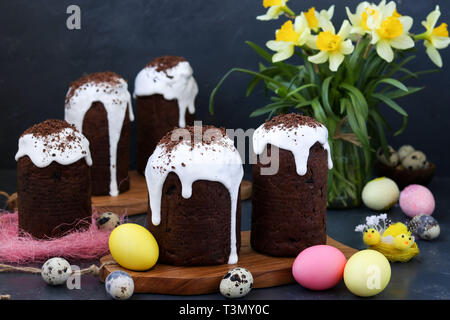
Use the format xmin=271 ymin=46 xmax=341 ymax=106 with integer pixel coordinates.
xmin=394 ymin=115 xmax=408 ymax=136
xmin=385 ymin=86 xmax=424 ymax=99
xmin=209 ymin=68 xmax=284 ymax=115
xmin=285 ymin=83 xmax=317 ymax=98
xmin=376 ymin=78 xmax=408 ymax=92
xmin=245 ymin=41 xmax=272 ymax=63
xmin=246 ymin=77 xmax=262 ymax=97
xmin=372 ymin=93 xmax=408 ymax=116
xmin=321 ymin=76 xmax=336 ymax=118
xmin=249 ymin=101 xmax=289 ymax=117
xmin=340 ymin=83 xmax=369 ymax=119
xmin=311 ymin=98 xmax=327 ymax=124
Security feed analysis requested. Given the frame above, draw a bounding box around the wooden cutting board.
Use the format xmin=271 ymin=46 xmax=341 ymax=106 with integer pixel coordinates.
xmin=92 ymin=171 xmax=253 ymax=216
xmin=99 ymin=231 xmax=357 ymax=295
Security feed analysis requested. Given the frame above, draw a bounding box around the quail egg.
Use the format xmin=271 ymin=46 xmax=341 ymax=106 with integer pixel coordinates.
xmin=402 ymin=151 xmax=427 ymax=170
xmin=105 ymin=270 xmax=134 ymax=300
xmin=377 ymin=146 xmax=399 ymax=167
xmin=41 ymin=257 xmax=72 ymax=285
xmin=220 ymin=267 xmax=253 ymax=299
xmin=398 ymin=145 xmax=415 ymax=161
xmin=96 ymin=212 xmax=121 ymax=231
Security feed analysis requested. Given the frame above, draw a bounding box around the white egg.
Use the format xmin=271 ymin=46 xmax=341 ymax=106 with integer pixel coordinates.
xmin=105 ymin=271 xmax=134 ymax=300
xmin=220 ymin=267 xmax=253 ymax=299
xmin=41 ymin=257 xmax=72 ymax=286
xmin=362 ymin=177 xmax=399 ymax=211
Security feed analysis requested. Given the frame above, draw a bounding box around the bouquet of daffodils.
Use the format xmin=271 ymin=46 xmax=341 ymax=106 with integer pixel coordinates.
xmin=210 ymin=0 xmax=449 ymax=208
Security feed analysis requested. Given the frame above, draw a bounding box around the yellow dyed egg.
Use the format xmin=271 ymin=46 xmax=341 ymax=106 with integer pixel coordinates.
xmin=109 ymin=223 xmax=159 ymax=271
xmin=362 ymin=177 xmax=399 ymax=211
xmin=344 ymin=250 xmax=391 ymax=297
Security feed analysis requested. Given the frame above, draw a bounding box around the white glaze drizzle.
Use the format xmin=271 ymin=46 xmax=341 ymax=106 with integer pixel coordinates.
xmin=145 ymin=134 xmax=243 ymax=264
xmin=15 ymin=127 xmax=93 ymax=168
xmin=133 ymin=61 xmax=198 ymax=128
xmin=253 ymin=123 xmax=333 ymax=175
xmin=64 ymin=77 xmax=134 ymax=196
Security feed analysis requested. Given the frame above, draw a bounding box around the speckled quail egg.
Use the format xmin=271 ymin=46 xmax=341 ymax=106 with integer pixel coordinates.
xmin=220 ymin=267 xmax=253 ymax=299
xmin=398 ymin=145 xmax=415 ymax=161
xmin=105 ymin=271 xmax=134 ymax=300
xmin=402 ymin=151 xmax=427 ymax=170
xmin=41 ymin=257 xmax=72 ymax=285
xmin=377 ymin=146 xmax=399 ymax=167
xmin=409 ymin=214 xmax=440 ymax=240
xmin=96 ymin=212 xmax=121 ymax=231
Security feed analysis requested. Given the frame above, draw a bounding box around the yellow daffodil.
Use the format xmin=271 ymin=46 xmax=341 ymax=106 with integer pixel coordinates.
xmin=366 ymin=1 xmax=414 ymax=62
xmin=420 ymin=5 xmax=450 ymax=68
xmin=266 ymin=14 xmax=313 ymax=62
xmin=303 ymin=5 xmax=335 ymax=32
xmin=346 ymin=1 xmax=378 ymax=35
xmin=308 ymin=19 xmax=355 ymax=71
xmin=257 ymin=0 xmax=292 ymax=21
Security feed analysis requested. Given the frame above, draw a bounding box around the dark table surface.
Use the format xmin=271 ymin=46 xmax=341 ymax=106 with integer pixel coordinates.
xmin=0 ymin=169 xmax=449 ymax=300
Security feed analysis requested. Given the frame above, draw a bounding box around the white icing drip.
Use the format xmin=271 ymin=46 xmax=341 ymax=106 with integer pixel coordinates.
xmin=145 ymin=138 xmax=243 ymax=264
xmin=133 ymin=61 xmax=198 ymax=127
xmin=64 ymin=78 xmax=134 ymax=196
xmin=15 ymin=128 xmax=92 ymax=168
xmin=253 ymin=123 xmax=333 ymax=175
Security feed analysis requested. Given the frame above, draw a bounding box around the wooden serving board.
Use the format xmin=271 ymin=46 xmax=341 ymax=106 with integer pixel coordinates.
xmin=92 ymin=171 xmax=148 ymax=216
xmin=92 ymin=171 xmax=253 ymax=216
xmin=100 ymin=231 xmax=357 ymax=295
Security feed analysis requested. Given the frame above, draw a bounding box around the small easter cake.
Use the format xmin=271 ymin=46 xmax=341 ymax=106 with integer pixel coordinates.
xmin=251 ymin=113 xmax=333 ymax=257
xmin=134 ymin=56 xmax=198 ymax=175
xmin=145 ymin=125 xmax=243 ymax=265
xmin=15 ymin=119 xmax=93 ymax=239
xmin=65 ymin=71 xmax=134 ymax=196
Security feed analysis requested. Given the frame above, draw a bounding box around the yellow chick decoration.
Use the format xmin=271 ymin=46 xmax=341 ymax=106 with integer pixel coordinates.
xmin=363 ymin=228 xmax=381 ymax=246
xmin=355 ymin=214 xmax=419 ymax=262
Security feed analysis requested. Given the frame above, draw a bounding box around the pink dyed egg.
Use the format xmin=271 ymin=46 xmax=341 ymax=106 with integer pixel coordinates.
xmin=399 ymin=184 xmax=435 ymax=217
xmin=292 ymin=245 xmax=347 ymax=291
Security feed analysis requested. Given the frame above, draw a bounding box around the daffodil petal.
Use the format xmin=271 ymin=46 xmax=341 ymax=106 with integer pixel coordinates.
xmin=399 ymin=16 xmax=413 ymax=33
xmin=306 ymin=35 xmax=318 ymax=50
xmin=338 ymin=20 xmax=352 ymax=38
xmin=329 ymin=52 xmax=344 ymax=72
xmin=319 ymin=16 xmax=335 ymax=33
xmin=383 ymin=1 xmax=397 ymax=19
xmin=266 ymin=40 xmax=290 ymax=51
xmin=432 ymin=36 xmax=450 ymax=49
xmin=371 ymin=31 xmax=380 ymax=44
xmin=425 ymin=5 xmax=441 ymax=30
xmin=257 ymin=6 xmax=281 ymax=21
xmin=267 ymin=41 xmax=295 ymax=62
xmin=294 ymin=13 xmax=308 ymax=33
xmin=425 ymin=42 xmax=443 ymax=67
xmin=308 ymin=51 xmax=329 ymax=64
xmin=341 ymin=39 xmax=355 ymax=55
xmin=390 ymin=34 xmax=414 ymax=50
xmin=327 ymin=5 xmax=335 ymax=19
xmin=298 ymin=28 xmax=311 ymax=46
xmin=345 ymin=7 xmax=358 ymax=26
xmin=377 ymin=40 xmax=394 ymax=62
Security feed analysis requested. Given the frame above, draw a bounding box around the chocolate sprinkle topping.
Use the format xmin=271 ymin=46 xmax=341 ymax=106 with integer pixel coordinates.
xmin=158 ymin=125 xmax=228 ymax=153
xmin=263 ymin=113 xmax=322 ymax=130
xmin=65 ymin=71 xmax=124 ymax=103
xmin=21 ymin=119 xmax=83 ymax=154
xmin=146 ymin=56 xmax=186 ymax=72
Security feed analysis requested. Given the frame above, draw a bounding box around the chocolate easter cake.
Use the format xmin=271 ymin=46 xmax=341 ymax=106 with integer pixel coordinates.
xmin=251 ymin=113 xmax=333 ymax=256
xmin=65 ymin=71 xmax=134 ymax=196
xmin=145 ymin=125 xmax=243 ymax=266
xmin=15 ymin=119 xmax=93 ymax=239
xmin=134 ymin=56 xmax=198 ymax=175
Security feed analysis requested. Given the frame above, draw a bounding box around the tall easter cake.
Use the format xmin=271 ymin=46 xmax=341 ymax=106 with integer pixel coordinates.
xmin=251 ymin=113 xmax=333 ymax=256
xmin=15 ymin=119 xmax=93 ymax=239
xmin=134 ymin=56 xmax=198 ymax=175
xmin=145 ymin=125 xmax=243 ymax=265
xmin=64 ymin=71 xmax=134 ymax=196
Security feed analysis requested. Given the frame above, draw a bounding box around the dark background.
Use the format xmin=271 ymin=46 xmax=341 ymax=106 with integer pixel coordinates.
xmin=0 ymin=0 xmax=449 ymax=175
